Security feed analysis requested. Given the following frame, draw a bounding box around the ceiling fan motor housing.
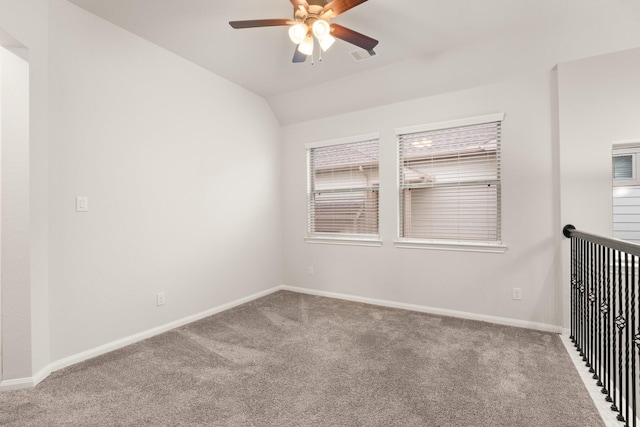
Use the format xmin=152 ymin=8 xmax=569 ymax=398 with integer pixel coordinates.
xmin=295 ymin=4 xmax=327 ymax=22
xmin=306 ymin=0 xmax=329 ymax=6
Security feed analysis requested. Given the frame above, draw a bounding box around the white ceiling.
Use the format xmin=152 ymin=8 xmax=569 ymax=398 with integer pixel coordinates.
xmin=67 ymin=0 xmax=640 ymax=124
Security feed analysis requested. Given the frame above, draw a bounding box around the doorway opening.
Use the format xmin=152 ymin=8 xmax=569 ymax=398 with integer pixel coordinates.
xmin=0 ymin=27 xmax=30 ymax=385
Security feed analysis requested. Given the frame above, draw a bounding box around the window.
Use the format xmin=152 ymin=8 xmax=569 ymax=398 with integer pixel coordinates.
xmin=613 ymin=154 xmax=635 ymax=180
xmin=396 ymin=113 xmax=505 ymax=251
xmin=306 ymin=135 xmax=380 ymax=244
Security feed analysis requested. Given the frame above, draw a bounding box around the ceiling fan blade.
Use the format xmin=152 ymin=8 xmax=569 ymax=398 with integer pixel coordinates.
xmin=323 ymin=0 xmax=368 ymax=16
xmin=292 ymin=47 xmax=307 ymax=63
xmin=330 ymin=24 xmax=378 ymax=51
xmin=229 ymin=19 xmax=291 ymax=29
xmin=290 ymin=0 xmax=309 ymax=8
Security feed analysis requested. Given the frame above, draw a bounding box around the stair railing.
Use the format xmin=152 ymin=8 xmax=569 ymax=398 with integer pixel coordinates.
xmin=564 ymin=224 xmax=639 ymax=427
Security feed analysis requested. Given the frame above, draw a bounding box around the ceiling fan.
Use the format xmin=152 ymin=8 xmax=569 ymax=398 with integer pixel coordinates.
xmin=229 ymin=0 xmax=378 ymax=63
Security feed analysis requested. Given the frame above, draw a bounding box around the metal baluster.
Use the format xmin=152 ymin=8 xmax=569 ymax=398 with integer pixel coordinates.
xmin=588 ymin=241 xmax=594 ymax=367
xmin=587 ymin=241 xmax=594 ymax=372
xmin=624 ymin=255 xmax=636 ymax=426
xmin=622 ymin=253 xmax=631 ymax=426
xmin=602 ymin=246 xmax=611 ymax=399
xmin=633 ymin=255 xmax=638 ymax=427
xmin=577 ymin=238 xmax=583 ymax=353
xmin=571 ymin=236 xmax=576 ymax=343
xmin=584 ymin=239 xmax=589 ymax=360
xmin=607 ymin=250 xmax=622 ymax=412
xmin=584 ymin=239 xmax=589 ymax=358
xmin=615 ymin=253 xmax=627 ymax=422
xmin=595 ymin=243 xmax=602 ymax=384
xmin=623 ymin=253 xmax=631 ymax=426
xmin=577 ymin=238 xmax=583 ymax=351
xmin=578 ymin=240 xmax=588 ymax=362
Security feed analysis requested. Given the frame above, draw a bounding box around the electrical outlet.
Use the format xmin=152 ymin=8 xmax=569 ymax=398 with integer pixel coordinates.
xmin=512 ymin=288 xmax=522 ymax=300
xmin=307 ymin=266 xmax=314 ymax=276
xmin=76 ymin=196 xmax=89 ymax=212
xmin=157 ymin=292 xmax=165 ymax=306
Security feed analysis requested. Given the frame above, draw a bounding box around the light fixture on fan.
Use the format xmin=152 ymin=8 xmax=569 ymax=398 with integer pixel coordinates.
xmin=298 ymin=34 xmax=314 ymax=55
xmin=289 ymin=19 xmax=335 ymax=55
xmin=311 ymin=19 xmax=335 ymax=51
xmin=288 ymin=23 xmax=307 ymax=44
xmin=229 ymin=0 xmax=378 ymax=64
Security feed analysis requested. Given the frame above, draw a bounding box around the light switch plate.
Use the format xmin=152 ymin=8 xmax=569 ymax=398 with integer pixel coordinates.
xmin=76 ymin=196 xmax=88 ymax=212
xmin=512 ymin=287 xmax=522 ymax=300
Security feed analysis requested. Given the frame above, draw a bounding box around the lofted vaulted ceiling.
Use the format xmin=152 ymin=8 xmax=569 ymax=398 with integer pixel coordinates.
xmin=67 ymin=0 xmax=640 ymax=124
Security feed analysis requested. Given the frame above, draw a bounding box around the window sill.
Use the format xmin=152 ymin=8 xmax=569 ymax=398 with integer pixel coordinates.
xmin=394 ymin=240 xmax=508 ymax=253
xmin=305 ymin=237 xmax=383 ymax=247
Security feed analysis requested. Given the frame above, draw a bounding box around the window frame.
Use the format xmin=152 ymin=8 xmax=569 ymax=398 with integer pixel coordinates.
xmin=394 ymin=113 xmax=507 ymax=253
xmin=305 ymin=133 xmax=382 ymax=247
xmin=612 ymin=154 xmax=635 ymax=181
xmin=612 ymin=143 xmax=640 ymax=186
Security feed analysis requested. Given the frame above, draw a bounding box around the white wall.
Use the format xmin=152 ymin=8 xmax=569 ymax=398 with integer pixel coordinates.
xmin=46 ymin=0 xmax=282 ymax=362
xmin=0 ymin=0 xmax=49 ymax=383
xmin=0 ymin=46 xmax=30 ymax=380
xmin=1 ymin=49 xmax=2 ymax=378
xmin=559 ymin=47 xmax=640 ymax=236
xmin=558 ymin=47 xmax=640 ymax=325
xmin=1 ymin=0 xmax=283 ymax=384
xmin=282 ymin=71 xmax=561 ymax=328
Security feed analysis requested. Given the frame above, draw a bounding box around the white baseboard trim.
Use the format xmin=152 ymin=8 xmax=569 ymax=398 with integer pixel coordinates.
xmin=0 ymin=286 xmax=281 ymax=392
xmin=280 ymin=285 xmax=563 ymax=334
xmin=0 ymin=363 xmax=54 ymax=391
xmin=50 ymin=286 xmax=281 ymax=373
xmin=0 ymin=377 xmax=37 ymax=391
xmin=1 ymin=284 xmax=561 ymax=392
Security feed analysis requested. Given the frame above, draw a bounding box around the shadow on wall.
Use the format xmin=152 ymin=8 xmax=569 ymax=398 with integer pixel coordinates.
xmin=0 ymin=28 xmax=28 ymax=60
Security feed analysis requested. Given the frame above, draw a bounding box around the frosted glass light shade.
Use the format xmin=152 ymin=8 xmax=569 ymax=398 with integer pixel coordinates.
xmin=318 ymin=34 xmax=335 ymax=52
xmin=298 ymin=35 xmax=314 ymax=55
xmin=288 ymin=23 xmax=308 ymax=44
xmin=312 ymin=19 xmax=330 ymax=39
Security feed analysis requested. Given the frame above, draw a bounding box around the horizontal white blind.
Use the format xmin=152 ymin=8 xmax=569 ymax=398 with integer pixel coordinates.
xmin=613 ymin=186 xmax=640 ymax=243
xmin=398 ymin=120 xmax=502 ymax=243
xmin=308 ymin=139 xmax=379 ymax=237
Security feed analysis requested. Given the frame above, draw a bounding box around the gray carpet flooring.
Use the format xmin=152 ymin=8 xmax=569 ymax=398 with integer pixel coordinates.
xmin=0 ymin=290 xmax=603 ymax=426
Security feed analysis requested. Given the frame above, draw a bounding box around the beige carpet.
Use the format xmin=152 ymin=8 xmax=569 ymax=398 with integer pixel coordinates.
xmin=0 ymin=290 xmax=603 ymax=426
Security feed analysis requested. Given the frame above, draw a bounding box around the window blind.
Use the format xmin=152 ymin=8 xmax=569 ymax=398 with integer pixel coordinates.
xmin=613 ymin=186 xmax=640 ymax=243
xmin=398 ymin=119 xmax=502 ymax=243
xmin=308 ymin=139 xmax=379 ymax=238
xmin=612 ymin=145 xmax=640 ymax=243
xmin=613 ymin=155 xmax=634 ymax=180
